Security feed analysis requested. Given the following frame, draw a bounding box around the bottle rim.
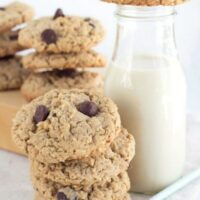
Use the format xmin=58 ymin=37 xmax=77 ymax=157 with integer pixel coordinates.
xmin=115 ymin=5 xmax=177 ymax=20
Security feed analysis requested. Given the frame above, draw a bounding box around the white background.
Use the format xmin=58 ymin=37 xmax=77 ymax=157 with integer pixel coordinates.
xmin=1 ymin=0 xmax=200 ymax=115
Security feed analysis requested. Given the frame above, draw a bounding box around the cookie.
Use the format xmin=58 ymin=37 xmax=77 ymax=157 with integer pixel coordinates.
xmin=18 ymin=9 xmax=105 ymax=53
xmin=32 ymin=172 xmax=130 ymax=200
xmin=0 ymin=2 xmax=34 ymax=33
xmin=21 ymin=70 xmax=104 ymax=101
xmin=35 ymin=193 xmax=131 ymax=200
xmin=102 ymin=0 xmax=187 ymax=6
xmin=22 ymin=50 xmax=106 ymax=70
xmin=0 ymin=56 xmax=25 ymax=91
xmin=31 ymin=128 xmax=135 ymax=186
xmin=12 ymin=89 xmax=121 ymax=163
xmin=0 ymin=29 xmax=25 ymax=57
xmin=35 ymin=193 xmax=132 ymax=200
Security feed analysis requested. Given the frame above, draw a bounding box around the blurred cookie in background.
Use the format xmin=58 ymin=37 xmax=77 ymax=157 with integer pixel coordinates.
xmin=21 ymin=69 xmax=104 ymax=101
xmin=0 ymin=2 xmax=34 ymax=33
xmin=0 ymin=56 xmax=27 ymax=91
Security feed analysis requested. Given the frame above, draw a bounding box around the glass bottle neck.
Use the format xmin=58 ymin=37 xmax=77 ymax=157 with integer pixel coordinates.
xmin=112 ymin=6 xmax=179 ymax=67
xmin=116 ymin=5 xmax=176 ymax=18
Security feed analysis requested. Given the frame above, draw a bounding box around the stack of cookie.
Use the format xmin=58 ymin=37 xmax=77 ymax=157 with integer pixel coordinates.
xmin=0 ymin=2 xmax=34 ymax=91
xmin=12 ymin=89 xmax=135 ymax=200
xmin=18 ymin=8 xmax=106 ymax=101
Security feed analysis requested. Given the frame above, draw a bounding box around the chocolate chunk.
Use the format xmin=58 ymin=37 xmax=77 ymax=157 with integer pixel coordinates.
xmin=57 ymin=192 xmax=68 ymax=200
xmin=0 ymin=7 xmax=5 ymax=11
xmin=78 ymin=101 xmax=99 ymax=117
xmin=9 ymin=30 xmax=20 ymax=40
xmin=33 ymin=105 xmax=49 ymax=124
xmin=55 ymin=69 xmax=78 ymax=78
xmin=53 ymin=8 xmax=65 ymax=19
xmin=41 ymin=29 xmax=57 ymax=44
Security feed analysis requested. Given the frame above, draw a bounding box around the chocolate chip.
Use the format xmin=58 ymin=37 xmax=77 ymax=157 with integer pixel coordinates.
xmin=0 ymin=55 xmax=14 ymax=61
xmin=55 ymin=69 xmax=78 ymax=78
xmin=33 ymin=105 xmax=49 ymax=124
xmin=84 ymin=18 xmax=91 ymax=22
xmin=0 ymin=7 xmax=5 ymax=11
xmin=41 ymin=29 xmax=57 ymax=44
xmin=89 ymin=23 xmax=95 ymax=28
xmin=53 ymin=8 xmax=65 ymax=19
xmin=9 ymin=30 xmax=20 ymax=40
xmin=77 ymin=101 xmax=98 ymax=117
xmin=57 ymin=192 xmax=68 ymax=200
xmin=84 ymin=18 xmax=95 ymax=28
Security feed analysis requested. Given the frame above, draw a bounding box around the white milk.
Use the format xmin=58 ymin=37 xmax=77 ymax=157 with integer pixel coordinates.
xmin=105 ymin=56 xmax=186 ymax=194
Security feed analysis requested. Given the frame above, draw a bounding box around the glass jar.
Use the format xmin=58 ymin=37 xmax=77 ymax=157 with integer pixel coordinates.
xmin=105 ymin=6 xmax=186 ymax=194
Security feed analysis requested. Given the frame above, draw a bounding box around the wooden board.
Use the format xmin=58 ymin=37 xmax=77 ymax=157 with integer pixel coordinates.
xmin=0 ymin=91 xmax=26 ymax=155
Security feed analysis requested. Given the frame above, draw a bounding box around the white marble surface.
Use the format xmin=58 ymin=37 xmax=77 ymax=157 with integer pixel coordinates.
xmin=0 ymin=116 xmax=200 ymax=200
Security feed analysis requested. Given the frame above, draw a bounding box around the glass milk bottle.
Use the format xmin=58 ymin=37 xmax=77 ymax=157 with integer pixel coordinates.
xmin=105 ymin=6 xmax=186 ymax=194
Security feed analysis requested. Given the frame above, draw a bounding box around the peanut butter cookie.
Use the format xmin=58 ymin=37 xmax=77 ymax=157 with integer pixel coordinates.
xmin=21 ymin=70 xmax=104 ymax=101
xmin=19 ymin=9 xmax=105 ymax=53
xmin=31 ymin=128 xmax=135 ymax=186
xmin=12 ymin=89 xmax=121 ymax=163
